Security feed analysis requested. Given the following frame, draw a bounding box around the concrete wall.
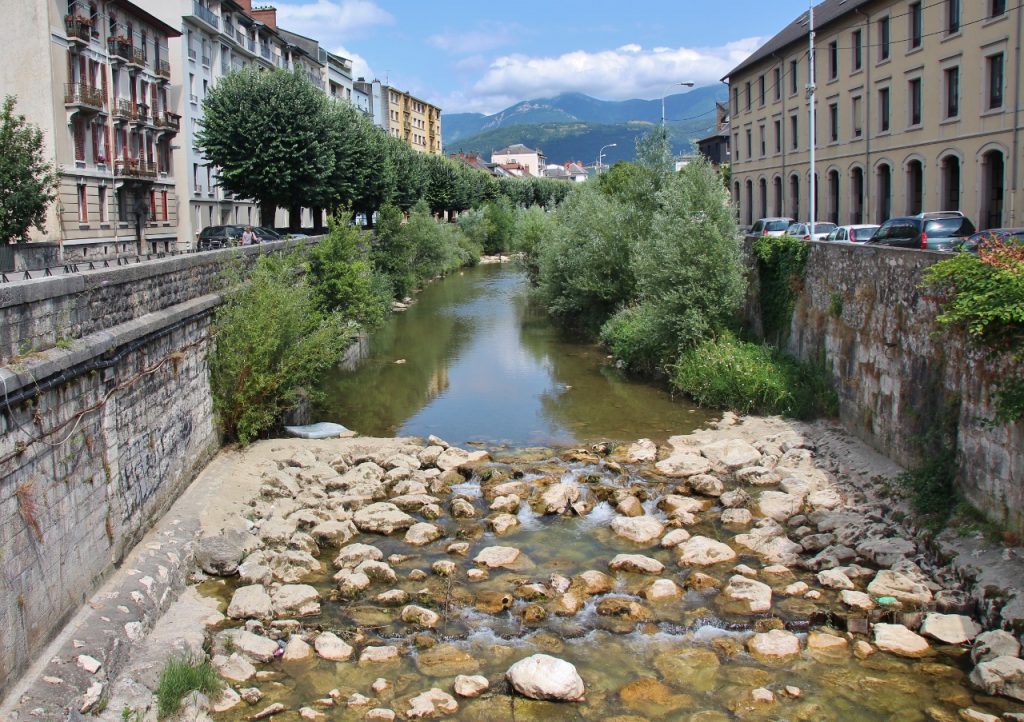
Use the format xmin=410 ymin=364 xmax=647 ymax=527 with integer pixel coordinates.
xmin=746 ymin=240 xmax=1024 ymax=533
xmin=0 ymin=238 xmax=316 ymax=697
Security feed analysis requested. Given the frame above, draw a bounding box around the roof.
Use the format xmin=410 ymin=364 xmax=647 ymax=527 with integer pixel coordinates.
xmin=111 ymin=0 xmax=182 ymax=36
xmin=494 ymin=144 xmax=541 ymax=155
xmin=277 ymin=28 xmax=323 ymax=66
xmin=696 ymin=122 xmax=730 ymax=144
xmin=723 ymin=0 xmax=871 ymax=80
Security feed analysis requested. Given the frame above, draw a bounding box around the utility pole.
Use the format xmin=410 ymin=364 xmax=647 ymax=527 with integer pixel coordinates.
xmin=807 ymin=1 xmax=817 ymax=237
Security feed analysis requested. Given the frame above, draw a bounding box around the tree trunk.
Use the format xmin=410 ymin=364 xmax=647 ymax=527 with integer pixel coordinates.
xmin=289 ymin=205 xmax=301 ymax=232
xmin=258 ymin=200 xmax=276 ymax=229
xmin=311 ymin=206 xmax=324 ymax=234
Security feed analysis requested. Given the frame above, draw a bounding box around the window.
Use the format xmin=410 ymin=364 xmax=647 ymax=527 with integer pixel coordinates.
xmin=878 ymin=17 xmax=890 ymax=61
xmin=746 ymin=128 xmax=752 ymax=158
xmin=98 ymin=186 xmax=107 ymax=222
xmin=991 ymin=0 xmax=1006 ymax=17
xmin=149 ymin=190 xmax=156 ymax=222
xmin=852 ymin=30 xmax=862 ymax=71
xmin=828 ymin=102 xmax=838 ymax=141
xmin=789 ymin=59 xmax=798 ymax=95
xmin=733 ymin=134 xmax=740 ymax=160
xmin=732 ymin=86 xmax=739 ymax=112
xmin=947 ymin=0 xmax=960 ymax=33
xmin=759 ymin=74 xmax=765 ymax=105
xmin=790 ymin=114 xmax=798 ymax=149
xmin=78 ymin=185 xmax=88 ymax=222
xmin=879 ymin=87 xmax=890 ymax=132
xmin=774 ymin=119 xmax=781 ymax=153
xmin=909 ymin=78 xmax=922 ymax=125
xmin=852 ymin=95 xmax=863 ymax=137
xmin=745 ymin=81 xmax=751 ymax=110
xmin=759 ymin=124 xmax=765 ymax=156
xmin=161 ymin=191 xmax=168 ymax=221
xmin=988 ymin=53 xmax=1004 ymax=109
xmin=828 ymin=41 xmax=838 ymax=80
xmin=773 ymin=67 xmax=781 ymax=100
xmin=944 ymin=66 xmax=959 ymax=118
xmin=909 ymin=3 xmax=922 ymax=49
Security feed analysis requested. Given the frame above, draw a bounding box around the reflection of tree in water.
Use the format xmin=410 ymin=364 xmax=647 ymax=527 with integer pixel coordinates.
xmin=516 ymin=290 xmax=712 ymax=444
xmin=314 ymin=273 xmax=485 ymax=435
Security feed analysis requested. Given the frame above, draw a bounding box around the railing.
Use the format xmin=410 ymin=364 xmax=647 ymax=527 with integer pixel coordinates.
xmin=157 ymin=60 xmax=171 ymax=79
xmin=193 ymin=0 xmax=219 ymax=30
xmin=113 ymin=98 xmax=137 ymax=121
xmin=131 ymin=47 xmax=145 ymax=67
xmin=260 ymin=45 xmax=271 ymax=60
xmin=202 ymin=54 xmax=211 ymax=66
xmin=135 ymin=104 xmax=150 ymax=124
xmin=108 ymin=37 xmax=133 ymax=63
xmin=187 ymin=47 xmax=197 ymax=60
xmin=64 ymin=83 xmax=105 ymax=109
xmin=154 ymin=112 xmax=180 ymax=131
xmin=247 ymin=37 xmax=255 ymax=52
xmin=64 ymin=15 xmax=92 ymax=42
xmin=114 ymin=159 xmax=157 ymax=179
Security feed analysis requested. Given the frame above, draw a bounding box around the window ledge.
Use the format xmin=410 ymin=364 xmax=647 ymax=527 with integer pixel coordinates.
xmin=906 ymin=45 xmax=924 ymax=57
xmin=877 ymin=57 xmax=891 ymax=68
xmin=940 ymin=116 xmax=961 ymax=126
xmin=906 ymin=123 xmax=923 ymax=131
xmin=941 ymin=30 xmax=962 ymax=43
xmin=850 ymin=67 xmax=864 ymax=78
xmin=980 ymin=106 xmax=1005 ymax=117
xmin=982 ymin=14 xmax=1009 ymax=28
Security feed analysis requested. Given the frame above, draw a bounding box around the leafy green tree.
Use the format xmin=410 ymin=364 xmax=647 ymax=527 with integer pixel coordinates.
xmin=308 ymin=218 xmax=389 ymax=327
xmin=197 ymin=68 xmax=333 ymax=227
xmin=372 ymin=202 xmax=416 ymax=297
xmin=389 ymin=137 xmax=429 ymax=211
xmin=0 ymin=96 xmax=58 ymax=243
xmin=352 ymin=127 xmax=395 ymax=226
xmin=482 ymin=198 xmax=515 ymax=254
xmin=405 ymin=199 xmax=449 ymax=279
xmin=424 ymin=156 xmax=458 ymax=217
xmin=314 ymin=101 xmax=371 ymax=214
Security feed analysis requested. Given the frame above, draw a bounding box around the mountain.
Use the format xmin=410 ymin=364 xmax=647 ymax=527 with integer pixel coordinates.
xmin=442 ymin=87 xmax=727 ymax=164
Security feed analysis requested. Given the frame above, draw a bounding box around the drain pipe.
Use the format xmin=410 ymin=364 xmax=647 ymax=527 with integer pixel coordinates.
xmin=773 ymin=52 xmax=786 ymax=215
xmin=855 ymin=6 xmax=871 ymax=223
xmin=1011 ymin=3 xmax=1022 ymax=226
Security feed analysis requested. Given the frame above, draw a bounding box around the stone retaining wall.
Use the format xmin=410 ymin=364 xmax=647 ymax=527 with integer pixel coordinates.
xmin=0 ymin=239 xmax=319 ymax=698
xmin=745 ymin=240 xmax=1023 ymax=534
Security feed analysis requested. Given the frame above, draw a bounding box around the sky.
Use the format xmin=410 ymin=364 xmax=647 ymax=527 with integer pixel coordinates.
xmin=271 ymin=0 xmax=815 ymax=116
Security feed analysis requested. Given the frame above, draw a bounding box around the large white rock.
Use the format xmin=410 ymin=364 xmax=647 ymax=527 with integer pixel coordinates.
xmin=404 ymin=523 xmax=442 ymax=547
xmin=655 ymin=451 xmax=713 ymax=479
xmin=313 ymin=632 xmax=352 ymax=661
xmin=213 ymin=653 xmax=256 ymax=682
xmin=677 ymin=536 xmax=737 ymax=566
xmin=282 ymin=635 xmax=313 ymax=662
xmin=747 ymin=629 xmax=801 ymax=662
xmin=608 ymin=554 xmax=664 ymax=574
xmin=840 ymin=590 xmax=876 ymax=611
xmin=272 ymin=584 xmax=321 ymax=618
xmin=406 ymin=687 xmax=459 ymax=718
xmin=535 ymin=483 xmax=580 ymax=515
xmin=873 ymin=623 xmax=931 ymax=658
xmin=353 ymin=503 xmax=417 ymax=534
xmin=625 ymin=439 xmax=658 ymax=463
xmin=721 ymin=575 xmax=772 ymax=613
xmin=970 ymin=656 xmax=1024 ymax=702
xmin=453 ymin=675 xmax=490 ymax=698
xmin=610 ymin=516 xmax=665 ymax=545
xmin=435 ymin=447 xmax=489 ymax=471
xmin=817 ymin=568 xmax=855 ymax=590
xmin=506 ymin=654 xmax=585 ymax=702
xmin=700 ymin=439 xmax=762 ymax=469
xmin=334 ymin=543 xmax=384 ymax=569
xmin=972 ymin=630 xmax=1022 ymax=664
xmin=473 ymin=546 xmax=524 ymax=569
xmin=757 ymin=491 xmax=803 ymax=522
xmin=920 ymin=613 xmax=981 ymax=644
xmin=231 ymin=630 xmax=279 ymax=663
xmin=866 ymin=570 xmax=933 ymax=605
xmin=734 ymin=531 xmax=802 ymax=565
xmin=227 ymin=584 xmax=273 ymax=620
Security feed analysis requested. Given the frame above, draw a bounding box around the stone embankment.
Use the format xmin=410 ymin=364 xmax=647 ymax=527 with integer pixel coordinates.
xmin=4 ymin=416 xmax=1023 ymax=720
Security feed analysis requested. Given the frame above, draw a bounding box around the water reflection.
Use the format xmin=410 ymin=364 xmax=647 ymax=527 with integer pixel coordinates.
xmin=315 ymin=264 xmax=714 ymax=447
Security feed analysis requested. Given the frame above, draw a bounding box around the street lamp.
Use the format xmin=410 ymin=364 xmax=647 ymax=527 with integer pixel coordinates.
xmin=597 ymin=143 xmax=617 ymax=174
xmin=662 ymin=81 xmax=695 ymax=127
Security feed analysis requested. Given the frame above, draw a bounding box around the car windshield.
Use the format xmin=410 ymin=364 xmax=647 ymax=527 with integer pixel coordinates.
xmin=765 ymin=220 xmax=790 ymax=232
xmin=925 ymin=218 xmax=975 ymax=237
xmin=199 ymin=226 xmax=224 ymax=238
xmin=811 ymin=223 xmax=837 ymax=232
xmin=850 ymin=227 xmax=879 ymax=241
xmin=787 ymin=224 xmax=803 ymax=234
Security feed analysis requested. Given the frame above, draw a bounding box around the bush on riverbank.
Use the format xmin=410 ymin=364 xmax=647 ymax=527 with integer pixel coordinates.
xmin=671 ymin=333 xmax=837 ymax=419
xmin=308 ymin=219 xmax=391 ymax=328
xmin=210 ymin=253 xmax=354 ymax=444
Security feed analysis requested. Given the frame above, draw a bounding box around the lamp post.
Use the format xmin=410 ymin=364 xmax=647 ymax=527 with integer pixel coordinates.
xmin=662 ymin=81 xmax=695 ymax=127
xmin=596 ymin=143 xmax=617 ymax=174
xmin=807 ymin=0 xmax=817 ymax=238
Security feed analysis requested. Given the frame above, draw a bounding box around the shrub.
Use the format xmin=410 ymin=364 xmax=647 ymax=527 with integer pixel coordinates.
xmin=155 ymin=654 xmax=222 ymax=719
xmin=671 ymin=333 xmax=836 ymax=419
xmin=752 ymin=234 xmax=809 ymax=343
xmin=482 ymin=197 xmax=515 ymax=254
xmin=372 ymin=203 xmax=416 ymax=298
xmin=308 ymin=218 xmax=390 ymax=327
xmin=210 ymin=253 xmax=353 ymax=444
xmin=600 ymin=302 xmax=676 ymax=376
xmin=512 ymin=205 xmax=554 ymax=282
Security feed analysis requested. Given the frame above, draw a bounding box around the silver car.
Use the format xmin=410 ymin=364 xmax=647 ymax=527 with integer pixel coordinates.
xmin=744 ymin=217 xmax=795 ymax=242
xmin=786 ymin=222 xmax=837 ymax=241
xmin=825 ymin=224 xmax=881 ymax=243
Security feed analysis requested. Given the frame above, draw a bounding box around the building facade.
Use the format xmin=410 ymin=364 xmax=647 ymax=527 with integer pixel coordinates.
xmin=491 ymin=144 xmax=546 ymax=177
xmin=380 ymin=86 xmax=443 ymax=154
xmin=1 ymin=0 xmax=183 ymax=259
xmin=726 ymin=0 xmax=1023 ymax=230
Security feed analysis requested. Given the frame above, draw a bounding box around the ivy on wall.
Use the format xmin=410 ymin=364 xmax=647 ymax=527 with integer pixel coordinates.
xmin=751 ymin=235 xmax=809 ymax=345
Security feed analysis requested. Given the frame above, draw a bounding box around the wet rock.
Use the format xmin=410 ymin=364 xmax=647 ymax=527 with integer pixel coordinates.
xmin=451 ymin=498 xmax=476 ymax=518
xmin=473 ymin=546 xmax=525 ymax=569
xmin=272 ymin=584 xmax=321 ymax=618
xmin=360 ymin=645 xmax=401 ymax=664
xmin=535 ymin=483 xmax=580 ymax=515
xmin=334 ymin=543 xmax=384 ymax=569
xmin=840 ymin=589 xmax=876 ymax=611
xmin=656 ymin=452 xmax=712 ymax=478
xmin=969 ymin=656 xmax=1024 ymax=702
xmin=720 ymin=575 xmax=772 ymax=613
xmin=231 ymin=630 xmax=279 ymax=662
xmin=309 ymin=520 xmax=357 ymax=547
xmin=405 ymin=522 xmax=442 ymax=547
xmin=677 ymin=536 xmax=737 ymax=566
xmin=197 ymin=534 xmax=246 ymax=575
xmin=616 ymin=496 xmax=644 ymax=517
xmin=610 ymin=516 xmax=665 ymax=545
xmin=577 ymin=570 xmax=615 ymax=594
xmin=354 ymin=502 xmax=417 ymax=534
xmin=625 ymin=438 xmax=658 ymax=463
xmin=401 ymin=605 xmax=441 ymax=629
xmin=735 ymin=466 xmax=781 ymax=486
xmin=609 ymin=554 xmax=664 ymax=574
xmin=807 ymin=631 xmax=848 ymax=655
xmin=971 ymin=630 xmax=1021 ymax=664
xmin=431 ymin=560 xmax=457 ymax=576
xmin=355 ymin=559 xmax=398 ymax=584
xmin=817 ymin=568 xmax=855 ymax=590
xmin=652 ymin=647 xmax=720 ymax=692
xmin=489 ymin=494 xmax=521 ymax=513
xmin=757 ymin=491 xmax=803 ymax=522
xmin=436 ymin=447 xmax=490 ymax=471
xmin=506 ymin=654 xmax=585 ymax=702
xmin=719 ymin=489 xmax=750 ymax=509
xmin=958 ymin=709 xmax=1000 ymax=722
xmin=406 ymin=687 xmax=458 ymax=718
xmin=416 ymin=644 xmax=480 ymax=677
xmin=212 ymin=687 xmax=242 ymax=713
xmin=783 ymin=581 xmax=808 ymax=596
xmin=596 ymin=597 xmax=651 ymax=621
xmin=391 ymin=494 xmax=439 ymax=513
xmin=227 ymin=585 xmax=274 ymax=620
xmin=519 ymin=603 xmax=547 ymax=623
xmin=366 ymin=709 xmax=396 ymax=721
xmin=721 ymin=508 xmax=752 ymax=526
xmin=734 ymin=529 xmax=802 ymax=565
xmin=554 ymin=591 xmax=585 ymax=615
xmin=867 ymin=569 xmax=934 ymax=605
xmin=314 ymin=632 xmax=352 ymax=661
xmin=419 ymin=445 xmax=444 ymax=465
xmin=453 ymin=675 xmax=489 ymax=697
xmin=238 ymin=552 xmax=273 ymax=586
xmin=920 ymin=613 xmax=981 ymax=645
xmin=447 ymin=541 xmax=470 ymax=556
xmin=282 ymin=636 xmax=313 ymax=662
xmin=873 ymin=623 xmax=931 ymax=657
xmin=268 ymin=549 xmax=321 ymax=583
xmin=642 ymin=579 xmax=682 ymax=601
xmin=689 ymin=474 xmax=725 ymax=497
xmin=684 ymin=571 xmax=721 ymax=591
xmin=489 ymin=513 xmax=519 ymax=535
xmin=213 ymin=653 xmax=256 ymax=682
xmin=250 ymin=702 xmax=286 ymax=720
xmin=335 ymin=569 xmax=370 ymax=595
xmin=856 ymin=538 xmax=917 ymax=568
xmin=375 ymin=589 xmax=410 ymax=606
xmin=466 ymin=568 xmax=488 ymax=582
xmin=660 ymin=529 xmax=691 ymax=548
xmin=488 ymin=481 xmax=530 ymax=500
xmin=474 ymin=590 xmax=513 ymax=614
xmin=618 ymin=677 xmax=692 ymax=713
xmin=701 ymin=439 xmax=762 ymax=469
xmin=747 ymin=629 xmax=801 ymax=662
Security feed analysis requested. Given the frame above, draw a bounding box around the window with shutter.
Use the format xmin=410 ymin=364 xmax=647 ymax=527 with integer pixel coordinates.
xmin=74 ymin=118 xmax=86 ymax=161
xmin=92 ymin=121 xmax=99 ymax=162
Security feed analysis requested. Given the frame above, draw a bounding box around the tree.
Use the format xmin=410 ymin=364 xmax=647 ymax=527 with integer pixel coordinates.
xmin=307 ymin=218 xmax=388 ymax=327
xmin=0 ymin=96 xmax=58 ymax=243
xmin=197 ymin=68 xmax=333 ymax=227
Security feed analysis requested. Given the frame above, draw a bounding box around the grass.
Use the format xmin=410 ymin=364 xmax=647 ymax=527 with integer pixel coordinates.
xmin=155 ymin=654 xmax=223 ymax=719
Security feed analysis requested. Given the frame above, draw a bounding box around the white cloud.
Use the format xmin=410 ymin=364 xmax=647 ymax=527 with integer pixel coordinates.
xmin=275 ymin=0 xmax=393 ymax=37
xmin=469 ymin=38 xmax=764 ymax=109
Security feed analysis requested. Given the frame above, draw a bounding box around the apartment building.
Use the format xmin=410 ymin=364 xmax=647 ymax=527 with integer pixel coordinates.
xmin=381 ymin=86 xmax=444 ymax=155
xmin=1 ymin=0 xmax=183 ymax=259
xmin=324 ymin=50 xmax=354 ymax=103
xmin=491 ymin=144 xmax=546 ymax=177
xmin=726 ymin=0 xmax=1023 ymax=230
xmin=354 ymin=77 xmax=383 ymax=125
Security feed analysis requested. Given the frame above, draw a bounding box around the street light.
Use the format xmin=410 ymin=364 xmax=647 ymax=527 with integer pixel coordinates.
xmin=662 ymin=81 xmax=695 ymax=127
xmin=597 ymin=143 xmax=617 ymax=174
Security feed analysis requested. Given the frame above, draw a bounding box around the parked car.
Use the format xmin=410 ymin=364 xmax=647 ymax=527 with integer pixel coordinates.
xmin=254 ymin=226 xmax=284 ymax=241
xmin=825 ymin=224 xmax=880 ymax=243
xmin=786 ymin=222 xmax=837 ymax=241
xmin=958 ymin=227 xmax=1024 ymax=253
xmin=744 ymin=217 xmax=795 ymax=242
xmin=197 ymin=225 xmax=245 ymax=250
xmin=867 ymin=212 xmax=976 ymax=251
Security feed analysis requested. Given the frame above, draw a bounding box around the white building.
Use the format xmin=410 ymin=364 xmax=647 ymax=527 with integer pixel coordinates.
xmin=491 ymin=144 xmax=545 ymax=177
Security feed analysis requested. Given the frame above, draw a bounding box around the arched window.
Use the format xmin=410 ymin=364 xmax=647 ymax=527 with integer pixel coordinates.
xmin=745 ymin=179 xmax=753 ymax=226
xmin=827 ymin=169 xmax=840 ymax=224
xmin=876 ymin=164 xmax=891 ymax=223
xmin=940 ymin=155 xmax=960 ymax=212
xmin=773 ymin=176 xmax=783 ymax=217
xmin=850 ymin=167 xmax=864 ymax=224
xmin=981 ymin=150 xmax=1005 ymax=229
xmin=759 ymin=177 xmax=768 ymax=219
xmin=906 ymin=159 xmax=924 ymax=215
xmin=789 ymin=174 xmax=800 ymax=220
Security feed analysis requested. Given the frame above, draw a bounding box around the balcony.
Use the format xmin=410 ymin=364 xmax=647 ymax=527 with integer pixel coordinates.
xmin=64 ymin=83 xmax=105 ymax=112
xmin=191 ymin=1 xmax=219 ymax=31
xmin=154 ymin=112 xmax=181 ymax=132
xmin=157 ymin=60 xmax=171 ymax=80
xmin=133 ymin=103 xmax=150 ymax=125
xmin=112 ymin=98 xmax=137 ymax=122
xmin=202 ymin=54 xmax=211 ymax=66
xmin=260 ymin=45 xmax=271 ymax=61
xmin=64 ymin=15 xmax=93 ymax=45
xmin=107 ymin=37 xmax=133 ymax=64
xmin=130 ymin=47 xmax=146 ymax=68
xmin=114 ymin=159 xmax=157 ymax=179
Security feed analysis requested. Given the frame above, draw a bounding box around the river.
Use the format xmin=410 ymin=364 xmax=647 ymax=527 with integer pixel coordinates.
xmin=316 ymin=263 xmax=714 ymax=448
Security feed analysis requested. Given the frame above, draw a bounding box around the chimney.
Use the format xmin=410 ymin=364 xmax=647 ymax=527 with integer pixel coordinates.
xmin=235 ymin=0 xmax=252 ymax=11
xmin=251 ymin=5 xmax=276 ymax=29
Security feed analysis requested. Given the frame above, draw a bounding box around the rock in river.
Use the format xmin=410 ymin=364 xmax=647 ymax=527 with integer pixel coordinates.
xmin=473 ymin=546 xmax=525 ymax=569
xmin=608 ymin=554 xmax=664 ymax=574
xmin=747 ymin=629 xmax=801 ymax=662
xmin=506 ymin=654 xmax=585 ymax=702
xmin=920 ymin=613 xmax=981 ymax=645
xmin=610 ymin=516 xmax=665 ymax=545
xmin=873 ymin=623 xmax=931 ymax=658
xmin=353 ymin=502 xmax=417 ymax=535
xmin=970 ymin=656 xmax=1024 ymax=702
xmin=720 ymin=575 xmax=772 ymax=613
xmin=404 ymin=522 xmax=442 ymax=547
xmin=677 ymin=536 xmax=737 ymax=566
xmin=227 ymin=584 xmax=273 ymax=620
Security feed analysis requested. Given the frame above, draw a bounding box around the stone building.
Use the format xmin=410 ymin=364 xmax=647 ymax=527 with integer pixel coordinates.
xmin=725 ymin=0 xmax=1023 ymax=230
xmin=1 ymin=0 xmax=183 ymax=259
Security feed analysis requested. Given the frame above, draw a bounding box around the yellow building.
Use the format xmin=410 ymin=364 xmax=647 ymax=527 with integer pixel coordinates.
xmin=383 ymin=86 xmax=443 ymax=154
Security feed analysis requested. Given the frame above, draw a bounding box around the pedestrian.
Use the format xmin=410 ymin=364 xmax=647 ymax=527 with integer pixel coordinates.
xmin=241 ymin=225 xmax=257 ymax=246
